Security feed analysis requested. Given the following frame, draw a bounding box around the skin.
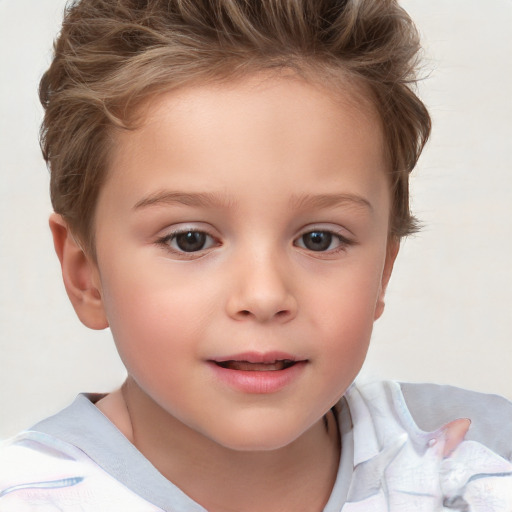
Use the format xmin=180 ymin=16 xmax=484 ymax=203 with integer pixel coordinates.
xmin=50 ymin=74 xmax=400 ymax=511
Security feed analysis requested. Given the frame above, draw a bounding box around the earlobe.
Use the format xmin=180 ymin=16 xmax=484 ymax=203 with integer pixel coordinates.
xmin=49 ymin=213 xmax=109 ymax=330
xmin=374 ymin=239 xmax=400 ymax=320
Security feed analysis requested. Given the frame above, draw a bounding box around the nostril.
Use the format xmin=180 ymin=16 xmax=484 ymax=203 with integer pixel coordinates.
xmin=238 ymin=309 xmax=289 ymax=319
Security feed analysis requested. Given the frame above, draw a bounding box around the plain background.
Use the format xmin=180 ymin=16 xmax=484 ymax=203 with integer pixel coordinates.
xmin=1 ymin=0 xmax=511 ymax=440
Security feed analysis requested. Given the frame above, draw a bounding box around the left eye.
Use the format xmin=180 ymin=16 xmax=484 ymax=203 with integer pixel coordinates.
xmin=295 ymin=231 xmax=345 ymax=252
xmin=164 ymin=230 xmax=216 ymax=253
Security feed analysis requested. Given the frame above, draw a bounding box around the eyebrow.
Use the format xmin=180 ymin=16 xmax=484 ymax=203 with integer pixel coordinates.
xmin=290 ymin=193 xmax=373 ymax=212
xmin=133 ymin=190 xmax=372 ymax=213
xmin=133 ymin=191 xmax=236 ymax=210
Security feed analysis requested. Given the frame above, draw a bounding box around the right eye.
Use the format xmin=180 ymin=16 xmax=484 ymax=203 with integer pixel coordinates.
xmin=297 ymin=231 xmax=335 ymax=252
xmin=158 ymin=229 xmax=217 ymax=253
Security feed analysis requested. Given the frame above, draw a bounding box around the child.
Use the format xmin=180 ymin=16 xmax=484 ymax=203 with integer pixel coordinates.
xmin=1 ymin=0 xmax=511 ymax=510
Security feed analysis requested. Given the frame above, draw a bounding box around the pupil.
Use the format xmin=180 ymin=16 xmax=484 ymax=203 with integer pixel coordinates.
xmin=304 ymin=231 xmax=332 ymax=251
xmin=176 ymin=231 xmax=206 ymax=252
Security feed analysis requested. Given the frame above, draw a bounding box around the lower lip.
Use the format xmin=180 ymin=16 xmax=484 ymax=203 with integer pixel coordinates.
xmin=207 ymin=361 xmax=307 ymax=394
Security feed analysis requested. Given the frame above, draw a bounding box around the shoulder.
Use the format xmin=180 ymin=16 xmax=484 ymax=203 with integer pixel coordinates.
xmin=400 ymin=381 xmax=512 ymax=460
xmin=342 ymin=381 xmax=512 ymax=509
xmin=0 ymin=431 xmax=92 ymax=504
xmin=0 ymin=431 xmax=162 ymax=511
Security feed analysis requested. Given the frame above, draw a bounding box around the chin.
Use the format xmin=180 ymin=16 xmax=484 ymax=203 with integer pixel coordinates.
xmin=207 ymin=420 xmax=311 ymax=452
xmin=220 ymin=437 xmax=298 ymax=453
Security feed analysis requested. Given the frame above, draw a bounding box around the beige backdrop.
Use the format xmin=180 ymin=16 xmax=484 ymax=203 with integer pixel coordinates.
xmin=1 ymin=0 xmax=511 ymax=439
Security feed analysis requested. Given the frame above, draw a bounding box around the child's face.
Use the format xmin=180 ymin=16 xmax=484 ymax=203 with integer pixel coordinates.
xmin=89 ymin=75 xmax=396 ymax=450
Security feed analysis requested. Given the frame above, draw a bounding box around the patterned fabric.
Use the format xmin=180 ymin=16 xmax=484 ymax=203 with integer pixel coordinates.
xmin=1 ymin=381 xmax=511 ymax=511
xmin=343 ymin=381 xmax=512 ymax=511
xmin=0 ymin=432 xmax=163 ymax=511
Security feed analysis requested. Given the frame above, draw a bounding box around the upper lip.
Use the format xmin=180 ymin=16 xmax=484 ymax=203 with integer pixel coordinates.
xmin=210 ymin=351 xmax=305 ymax=364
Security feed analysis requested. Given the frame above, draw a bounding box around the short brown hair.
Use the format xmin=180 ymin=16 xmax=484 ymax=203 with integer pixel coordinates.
xmin=40 ymin=0 xmax=430 ymax=253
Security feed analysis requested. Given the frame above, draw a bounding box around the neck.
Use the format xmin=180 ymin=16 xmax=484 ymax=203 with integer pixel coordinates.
xmin=98 ymin=378 xmax=340 ymax=512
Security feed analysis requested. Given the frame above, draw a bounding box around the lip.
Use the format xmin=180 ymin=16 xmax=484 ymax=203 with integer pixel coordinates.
xmin=207 ymin=352 xmax=308 ymax=394
xmin=213 ymin=351 xmax=300 ymax=364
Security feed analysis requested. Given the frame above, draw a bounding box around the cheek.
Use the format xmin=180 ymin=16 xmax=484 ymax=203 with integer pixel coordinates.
xmin=319 ymin=306 xmax=374 ymax=371
xmin=99 ymin=259 xmax=226 ymax=387
xmin=308 ymin=262 xmax=384 ymax=331
xmin=105 ymin=289 xmax=201 ymax=410
xmin=99 ymin=271 xmax=193 ymax=363
xmin=305 ymin=263 xmax=383 ymax=375
xmin=312 ymin=300 xmax=375 ymax=407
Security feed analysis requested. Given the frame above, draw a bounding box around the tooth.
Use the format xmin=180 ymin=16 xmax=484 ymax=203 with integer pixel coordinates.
xmin=215 ymin=359 xmax=298 ymax=371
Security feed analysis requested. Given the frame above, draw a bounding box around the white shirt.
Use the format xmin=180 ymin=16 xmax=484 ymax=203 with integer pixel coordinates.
xmin=1 ymin=380 xmax=511 ymax=511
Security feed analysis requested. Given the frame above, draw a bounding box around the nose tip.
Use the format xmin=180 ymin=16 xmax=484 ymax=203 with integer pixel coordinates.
xmin=226 ymin=262 xmax=298 ymax=323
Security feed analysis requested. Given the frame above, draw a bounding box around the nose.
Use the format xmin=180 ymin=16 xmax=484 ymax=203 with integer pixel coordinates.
xmin=225 ymin=249 xmax=298 ymax=323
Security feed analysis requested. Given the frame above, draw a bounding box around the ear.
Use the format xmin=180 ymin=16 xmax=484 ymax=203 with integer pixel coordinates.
xmin=374 ymin=238 xmax=400 ymax=320
xmin=49 ymin=213 xmax=109 ymax=330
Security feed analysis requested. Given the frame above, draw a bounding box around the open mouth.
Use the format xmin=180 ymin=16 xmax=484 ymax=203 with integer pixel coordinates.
xmin=208 ymin=355 xmax=307 ymax=393
xmin=213 ymin=359 xmax=298 ymax=371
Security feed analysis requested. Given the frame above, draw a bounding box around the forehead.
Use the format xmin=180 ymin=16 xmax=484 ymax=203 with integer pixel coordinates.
xmin=146 ymin=71 xmax=380 ymax=138
xmin=113 ymin=73 xmax=383 ymax=161
xmin=103 ymin=73 xmax=388 ymax=214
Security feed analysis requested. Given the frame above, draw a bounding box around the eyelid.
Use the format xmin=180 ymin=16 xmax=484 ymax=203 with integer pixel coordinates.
xmin=155 ymin=224 xmax=221 ymax=258
xmin=293 ymin=225 xmax=355 ymax=253
xmin=296 ymin=224 xmax=354 ymax=241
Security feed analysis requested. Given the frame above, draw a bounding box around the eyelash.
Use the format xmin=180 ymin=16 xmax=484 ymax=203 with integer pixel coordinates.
xmin=155 ymin=227 xmax=354 ymax=258
xmin=155 ymin=229 xmax=219 ymax=259
xmin=293 ymin=229 xmax=354 ymax=255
